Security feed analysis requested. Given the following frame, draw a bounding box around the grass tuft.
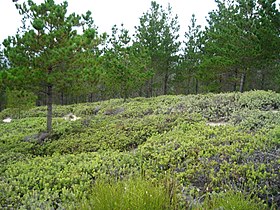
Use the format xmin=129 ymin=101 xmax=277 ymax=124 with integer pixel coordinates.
xmin=70 ymin=177 xmax=178 ymax=210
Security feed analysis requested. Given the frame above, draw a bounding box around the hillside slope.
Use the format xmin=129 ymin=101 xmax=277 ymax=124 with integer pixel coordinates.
xmin=0 ymin=90 xmax=280 ymax=209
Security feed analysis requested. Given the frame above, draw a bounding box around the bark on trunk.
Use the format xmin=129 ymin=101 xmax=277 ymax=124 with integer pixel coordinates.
xmin=239 ymin=73 xmax=246 ymax=93
xmin=186 ymin=77 xmax=190 ymax=95
xmin=146 ymin=77 xmax=154 ymax=98
xmin=60 ymin=92 xmax=64 ymax=105
xmin=233 ymin=69 xmax=238 ymax=91
xmin=261 ymin=73 xmax=265 ymax=90
xmin=0 ymin=101 xmax=3 ymax=112
xmin=219 ymin=75 xmax=223 ymax=92
xmin=47 ymin=84 xmax=53 ymax=133
xmin=89 ymin=93 xmax=94 ymax=103
xmin=195 ymin=78 xmax=199 ymax=95
xmin=46 ymin=66 xmax=53 ymax=133
xmin=163 ymin=72 xmax=168 ymax=95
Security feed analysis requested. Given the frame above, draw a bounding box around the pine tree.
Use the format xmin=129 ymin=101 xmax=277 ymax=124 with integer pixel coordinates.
xmin=134 ymin=1 xmax=180 ymax=96
xmin=201 ymin=0 xmax=280 ymax=92
xmin=0 ymin=49 xmax=7 ymax=111
xmin=101 ymin=24 xmax=151 ymax=101
xmin=178 ymin=14 xmax=202 ymax=94
xmin=2 ymin=0 xmax=102 ymax=133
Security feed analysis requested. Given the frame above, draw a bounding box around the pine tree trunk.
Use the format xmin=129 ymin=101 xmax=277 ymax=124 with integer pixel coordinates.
xmin=146 ymin=77 xmax=154 ymax=97
xmin=186 ymin=77 xmax=191 ymax=95
xmin=219 ymin=75 xmax=223 ymax=92
xmin=46 ymin=84 xmax=53 ymax=133
xmin=261 ymin=73 xmax=265 ymax=90
xmin=195 ymin=78 xmax=199 ymax=94
xmin=233 ymin=68 xmax=238 ymax=91
xmin=239 ymin=73 xmax=246 ymax=93
xmin=46 ymin=66 xmax=53 ymax=134
xmin=163 ymin=72 xmax=168 ymax=95
xmin=89 ymin=93 xmax=94 ymax=102
xmin=0 ymin=100 xmax=3 ymax=112
xmin=60 ymin=92 xmax=64 ymax=105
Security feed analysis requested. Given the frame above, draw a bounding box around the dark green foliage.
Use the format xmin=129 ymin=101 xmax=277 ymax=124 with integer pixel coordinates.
xmin=101 ymin=25 xmax=152 ymax=101
xmin=200 ymin=0 xmax=280 ymax=93
xmin=6 ymin=89 xmax=37 ymax=118
xmin=177 ymin=14 xmax=202 ymax=94
xmin=135 ymin=1 xmax=181 ymax=96
xmin=1 ymin=0 xmax=279 ymax=107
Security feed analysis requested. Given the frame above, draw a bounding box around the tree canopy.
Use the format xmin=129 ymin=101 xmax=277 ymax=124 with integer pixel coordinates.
xmin=134 ymin=1 xmax=181 ymax=96
xmin=200 ymin=0 xmax=280 ymax=92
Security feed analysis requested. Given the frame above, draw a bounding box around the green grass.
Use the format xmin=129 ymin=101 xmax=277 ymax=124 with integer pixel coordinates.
xmin=70 ymin=177 xmax=178 ymax=210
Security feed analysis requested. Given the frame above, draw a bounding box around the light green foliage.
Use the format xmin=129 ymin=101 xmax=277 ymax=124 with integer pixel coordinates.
xmin=70 ymin=177 xmax=178 ymax=210
xmin=139 ymin=122 xmax=278 ymax=194
xmin=0 ymin=117 xmax=46 ymax=169
xmin=238 ymin=90 xmax=280 ymax=110
xmin=194 ymin=191 xmax=268 ymax=210
xmin=0 ymin=90 xmax=279 ymax=209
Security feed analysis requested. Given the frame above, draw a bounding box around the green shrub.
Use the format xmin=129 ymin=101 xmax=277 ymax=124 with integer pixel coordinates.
xmin=238 ymin=90 xmax=280 ymax=110
xmin=230 ymin=109 xmax=280 ymax=131
xmin=1 ymin=90 xmax=280 ymax=209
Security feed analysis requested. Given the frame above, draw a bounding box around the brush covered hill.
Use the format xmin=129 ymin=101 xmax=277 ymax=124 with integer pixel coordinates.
xmin=0 ymin=90 xmax=280 ymax=209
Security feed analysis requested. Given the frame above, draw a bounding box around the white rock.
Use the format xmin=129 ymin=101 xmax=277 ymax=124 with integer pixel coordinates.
xmin=206 ymin=122 xmax=228 ymax=126
xmin=70 ymin=115 xmax=81 ymax=121
xmin=63 ymin=113 xmax=81 ymax=121
xmin=3 ymin=117 xmax=12 ymax=123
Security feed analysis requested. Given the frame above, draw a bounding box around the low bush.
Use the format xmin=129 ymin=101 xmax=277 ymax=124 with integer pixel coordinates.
xmin=0 ymin=90 xmax=279 ymax=209
xmin=194 ymin=190 xmax=269 ymax=210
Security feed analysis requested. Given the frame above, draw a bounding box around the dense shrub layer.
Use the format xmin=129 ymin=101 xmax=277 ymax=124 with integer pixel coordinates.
xmin=0 ymin=90 xmax=279 ymax=209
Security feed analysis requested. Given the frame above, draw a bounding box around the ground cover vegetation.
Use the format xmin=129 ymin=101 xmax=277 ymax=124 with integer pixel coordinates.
xmin=0 ymin=0 xmax=279 ymax=209
xmin=0 ymin=90 xmax=280 ymax=209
